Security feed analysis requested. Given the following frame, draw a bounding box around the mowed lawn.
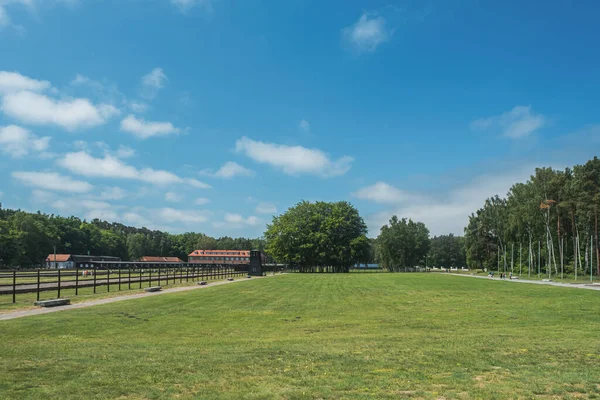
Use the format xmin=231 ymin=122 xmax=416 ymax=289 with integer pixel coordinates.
xmin=1 ymin=274 xmax=600 ymax=399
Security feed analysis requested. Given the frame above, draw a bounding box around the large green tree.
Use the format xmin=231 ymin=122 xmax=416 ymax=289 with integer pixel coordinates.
xmin=376 ymin=216 xmax=430 ymax=271
xmin=264 ymin=201 xmax=368 ymax=272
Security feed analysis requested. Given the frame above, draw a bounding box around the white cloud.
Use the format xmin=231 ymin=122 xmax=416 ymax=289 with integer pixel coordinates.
xmin=31 ymin=189 xmax=55 ymax=203
xmin=202 ymin=161 xmax=255 ymax=179
xmin=165 ymin=191 xmax=182 ymax=202
xmin=470 ymin=105 xmax=545 ymax=139
xmin=115 ymin=145 xmax=136 ymax=159
xmin=121 ymin=207 xmax=209 ymax=230
xmin=0 ymin=125 xmax=50 ymax=158
xmin=142 ymin=68 xmax=167 ymax=89
xmin=0 ymin=71 xmax=51 ymax=93
xmin=219 ymin=213 xmax=260 ymax=227
xmin=12 ymin=171 xmax=93 ymax=193
xmin=255 ymin=202 xmax=277 ymax=214
xmin=57 ymin=151 xmax=211 ymax=188
xmin=99 ymin=187 xmax=126 ymax=200
xmin=299 ymin=119 xmax=310 ymax=132
xmin=194 ymin=197 xmax=210 ymax=205
xmin=187 ymin=178 xmax=211 ymax=189
xmin=122 ymin=211 xmax=149 ymax=226
xmin=353 ymin=182 xmax=416 ymax=204
xmin=359 ymin=167 xmax=534 ymax=237
xmin=33 ymin=192 xmax=121 ymax=223
xmin=235 ymin=136 xmax=353 ymax=177
xmin=141 ymin=68 xmax=167 ymax=99
xmin=159 ymin=207 xmax=207 ymax=223
xmin=342 ymin=13 xmax=391 ymax=53
xmin=1 ymin=91 xmax=119 ymax=131
xmin=120 ymin=114 xmax=181 ymax=139
xmin=171 ymin=0 xmax=212 ymax=13
xmin=59 ymin=151 xmax=138 ymax=179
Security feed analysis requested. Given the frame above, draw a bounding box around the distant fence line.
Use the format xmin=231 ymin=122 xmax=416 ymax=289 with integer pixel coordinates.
xmin=0 ymin=262 xmax=250 ymax=304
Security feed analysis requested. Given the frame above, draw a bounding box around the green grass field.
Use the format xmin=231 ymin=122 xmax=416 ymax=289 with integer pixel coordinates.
xmin=1 ymin=273 xmax=600 ymax=399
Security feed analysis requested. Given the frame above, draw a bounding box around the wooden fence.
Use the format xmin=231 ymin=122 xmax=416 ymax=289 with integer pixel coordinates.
xmin=0 ymin=262 xmax=249 ymax=304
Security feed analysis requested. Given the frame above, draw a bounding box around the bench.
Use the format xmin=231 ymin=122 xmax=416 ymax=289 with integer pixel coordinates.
xmin=510 ymin=276 xmax=519 ymax=280
xmin=198 ymin=281 xmax=208 ymax=285
xmin=246 ymin=275 xmax=252 ymax=279
xmin=144 ymin=286 xmax=162 ymax=292
xmin=542 ymin=279 xmax=552 ymax=282
xmin=34 ymin=298 xmax=70 ymax=307
xmin=227 ymin=278 xmax=234 ymax=281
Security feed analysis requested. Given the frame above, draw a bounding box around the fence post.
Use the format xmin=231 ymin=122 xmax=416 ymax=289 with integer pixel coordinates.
xmin=158 ymin=266 xmax=161 ymax=287
xmin=149 ymin=268 xmax=152 ymax=288
xmin=128 ymin=267 xmax=131 ymax=290
xmin=107 ymin=267 xmax=110 ymax=293
xmin=118 ymin=268 xmax=121 ymax=291
xmin=75 ymin=266 xmax=79 ymax=296
xmin=139 ymin=265 xmax=142 ymax=289
xmin=93 ymin=265 xmax=97 ymax=294
xmin=180 ymin=266 xmax=183 ymax=283
xmin=57 ymin=268 xmax=61 ymax=299
xmin=12 ymin=270 xmax=16 ymax=304
xmin=36 ymin=269 xmax=40 ymax=301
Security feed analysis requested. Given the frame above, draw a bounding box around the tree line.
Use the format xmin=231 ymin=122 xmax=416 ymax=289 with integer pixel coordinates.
xmin=373 ymin=218 xmax=466 ymax=270
xmin=0 ymin=206 xmax=265 ymax=268
xmin=264 ymin=200 xmax=467 ymax=272
xmin=464 ymin=156 xmax=600 ymax=276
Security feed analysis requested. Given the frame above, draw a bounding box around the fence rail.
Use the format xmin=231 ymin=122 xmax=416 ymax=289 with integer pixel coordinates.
xmin=0 ymin=262 xmax=249 ymax=304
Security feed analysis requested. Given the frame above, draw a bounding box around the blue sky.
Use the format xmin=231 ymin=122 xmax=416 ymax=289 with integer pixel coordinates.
xmin=0 ymin=0 xmax=599 ymax=238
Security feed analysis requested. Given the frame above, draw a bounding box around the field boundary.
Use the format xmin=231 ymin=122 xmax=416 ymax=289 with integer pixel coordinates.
xmin=446 ymin=273 xmax=600 ymax=291
xmin=0 ymin=274 xmax=279 ymax=321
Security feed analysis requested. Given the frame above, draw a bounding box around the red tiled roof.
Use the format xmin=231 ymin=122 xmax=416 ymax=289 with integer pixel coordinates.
xmin=188 ymin=250 xmax=250 ymax=257
xmin=140 ymin=256 xmax=183 ymax=262
xmin=45 ymin=254 xmax=72 ymax=262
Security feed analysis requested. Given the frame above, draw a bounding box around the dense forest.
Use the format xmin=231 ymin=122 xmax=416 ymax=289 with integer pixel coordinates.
xmin=464 ymin=156 xmax=600 ymax=275
xmin=0 ymin=206 xmax=265 ymax=267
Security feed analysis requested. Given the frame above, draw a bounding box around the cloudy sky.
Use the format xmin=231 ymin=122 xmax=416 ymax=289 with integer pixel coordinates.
xmin=0 ymin=0 xmax=599 ymax=237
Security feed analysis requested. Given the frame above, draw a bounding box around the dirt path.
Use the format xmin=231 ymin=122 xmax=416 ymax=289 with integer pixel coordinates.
xmin=0 ymin=275 xmax=278 ymax=321
xmin=447 ymin=273 xmax=600 ymax=291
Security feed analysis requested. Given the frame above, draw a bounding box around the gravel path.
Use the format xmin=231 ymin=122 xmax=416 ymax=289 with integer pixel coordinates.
xmin=0 ymin=275 xmax=277 ymax=321
xmin=447 ymin=273 xmax=600 ymax=291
